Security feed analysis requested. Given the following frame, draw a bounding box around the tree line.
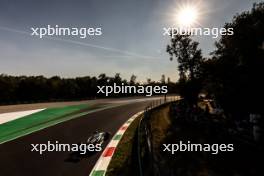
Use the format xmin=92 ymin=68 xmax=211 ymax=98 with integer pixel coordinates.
xmin=0 ymin=73 xmax=178 ymax=105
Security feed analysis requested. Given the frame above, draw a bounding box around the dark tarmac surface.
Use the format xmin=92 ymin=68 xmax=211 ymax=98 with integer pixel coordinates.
xmin=0 ymin=101 xmax=150 ymax=176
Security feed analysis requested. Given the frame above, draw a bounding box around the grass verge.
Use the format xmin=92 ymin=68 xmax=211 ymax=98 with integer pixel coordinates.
xmin=149 ymin=105 xmax=171 ymax=152
xmin=106 ymin=114 xmax=142 ymax=176
xmin=0 ymin=104 xmax=104 ymax=144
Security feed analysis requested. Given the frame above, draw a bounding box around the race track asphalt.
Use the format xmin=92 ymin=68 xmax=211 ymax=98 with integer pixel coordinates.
xmin=0 ymin=101 xmax=150 ymax=176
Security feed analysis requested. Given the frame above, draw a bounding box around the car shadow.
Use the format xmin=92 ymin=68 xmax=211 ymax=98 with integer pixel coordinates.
xmin=64 ymin=149 xmax=97 ymax=163
xmin=64 ymin=132 xmax=111 ymax=163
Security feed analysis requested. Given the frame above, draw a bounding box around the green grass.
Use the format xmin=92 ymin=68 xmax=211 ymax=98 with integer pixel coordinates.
xmin=91 ymin=170 xmax=105 ymax=176
xmin=149 ymin=105 xmax=171 ymax=152
xmin=0 ymin=104 xmax=91 ymax=144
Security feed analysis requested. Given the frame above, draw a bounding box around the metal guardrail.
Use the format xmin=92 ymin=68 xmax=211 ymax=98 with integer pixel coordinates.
xmin=136 ymin=96 xmax=179 ymax=176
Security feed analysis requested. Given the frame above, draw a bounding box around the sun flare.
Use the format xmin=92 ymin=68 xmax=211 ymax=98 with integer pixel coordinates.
xmin=175 ymin=4 xmax=200 ymax=28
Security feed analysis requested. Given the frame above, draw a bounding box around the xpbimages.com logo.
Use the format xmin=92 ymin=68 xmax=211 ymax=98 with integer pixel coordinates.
xmin=163 ymin=141 xmax=234 ymax=155
xmin=31 ymin=141 xmax=102 ymax=155
xmin=163 ymin=27 xmax=234 ymax=38
xmin=31 ymin=25 xmax=102 ymax=38
xmin=97 ymin=83 xmax=168 ymax=96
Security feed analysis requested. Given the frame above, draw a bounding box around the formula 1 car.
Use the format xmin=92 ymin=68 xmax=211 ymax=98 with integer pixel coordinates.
xmin=87 ymin=131 xmax=111 ymax=145
xmin=65 ymin=131 xmax=111 ymax=163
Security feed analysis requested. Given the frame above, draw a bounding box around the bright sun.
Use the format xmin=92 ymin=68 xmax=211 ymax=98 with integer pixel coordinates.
xmin=176 ymin=5 xmax=199 ymax=27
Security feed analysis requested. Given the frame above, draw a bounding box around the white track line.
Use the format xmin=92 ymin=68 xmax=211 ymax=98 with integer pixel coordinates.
xmin=0 ymin=109 xmax=45 ymax=124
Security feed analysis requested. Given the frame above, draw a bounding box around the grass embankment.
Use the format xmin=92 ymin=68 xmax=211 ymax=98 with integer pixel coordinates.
xmin=106 ymin=114 xmax=142 ymax=176
xmin=149 ymin=105 xmax=171 ymax=152
xmin=0 ymin=104 xmax=103 ymax=144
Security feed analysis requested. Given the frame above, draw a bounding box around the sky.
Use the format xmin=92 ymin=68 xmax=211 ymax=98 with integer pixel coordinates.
xmin=0 ymin=0 xmax=262 ymax=82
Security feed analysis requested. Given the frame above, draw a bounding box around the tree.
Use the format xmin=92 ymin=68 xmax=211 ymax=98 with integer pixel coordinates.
xmin=0 ymin=73 xmax=178 ymax=105
xmin=167 ymin=34 xmax=204 ymax=104
xmin=129 ymin=74 xmax=137 ymax=85
xmin=161 ymin=74 xmax=166 ymax=84
xmin=113 ymin=73 xmax=122 ymax=85
xmin=98 ymin=73 xmax=108 ymax=86
xmin=146 ymin=78 xmax=152 ymax=84
xmin=167 ymin=34 xmax=204 ymax=80
xmin=167 ymin=77 xmax=171 ymax=84
xmin=205 ymin=2 xmax=264 ymax=114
